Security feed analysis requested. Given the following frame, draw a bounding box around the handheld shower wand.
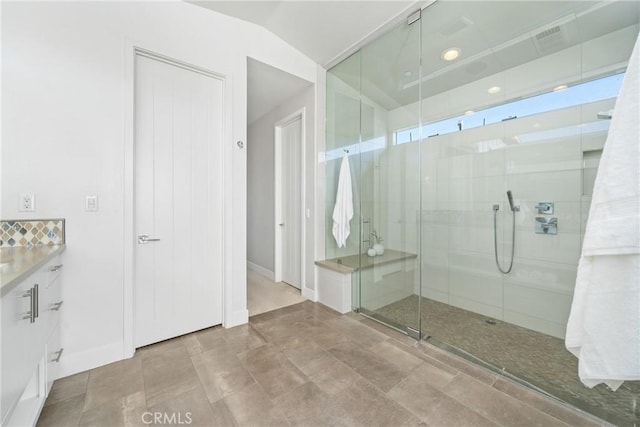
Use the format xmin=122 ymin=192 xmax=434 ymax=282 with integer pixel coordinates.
xmin=494 ymin=190 xmax=519 ymax=274
xmin=506 ymin=190 xmax=519 ymax=212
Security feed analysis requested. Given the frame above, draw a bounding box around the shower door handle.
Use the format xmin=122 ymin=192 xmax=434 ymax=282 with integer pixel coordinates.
xmin=362 ymin=218 xmax=370 ymax=244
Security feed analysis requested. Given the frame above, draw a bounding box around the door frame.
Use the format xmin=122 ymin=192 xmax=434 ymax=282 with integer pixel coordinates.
xmin=274 ymin=108 xmax=306 ymax=288
xmin=123 ymin=43 xmax=233 ymax=358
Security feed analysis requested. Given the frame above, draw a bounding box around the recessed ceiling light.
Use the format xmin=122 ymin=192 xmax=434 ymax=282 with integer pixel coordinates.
xmin=441 ymin=47 xmax=461 ymax=62
xmin=553 ymin=84 xmax=568 ymax=92
xmin=404 ymin=71 xmax=412 ymax=78
xmin=464 ymin=110 xmax=475 ymax=115
xmin=487 ymin=86 xmax=502 ymax=94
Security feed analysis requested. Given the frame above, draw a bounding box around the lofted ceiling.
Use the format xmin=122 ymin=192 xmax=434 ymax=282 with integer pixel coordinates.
xmin=337 ymin=0 xmax=640 ymax=110
xmin=247 ymin=58 xmax=312 ymax=123
xmin=188 ymin=1 xmax=421 ymax=124
xmin=187 ymin=1 xmax=639 ymax=119
xmin=189 ymin=1 xmax=419 ymax=67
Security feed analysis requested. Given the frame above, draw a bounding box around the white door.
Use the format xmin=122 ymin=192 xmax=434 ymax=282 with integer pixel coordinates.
xmin=278 ymin=117 xmax=302 ymax=288
xmin=134 ymin=53 xmax=223 ymax=347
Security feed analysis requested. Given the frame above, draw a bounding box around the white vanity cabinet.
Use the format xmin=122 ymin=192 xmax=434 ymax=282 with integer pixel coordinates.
xmin=1 ymin=254 xmax=64 ymax=427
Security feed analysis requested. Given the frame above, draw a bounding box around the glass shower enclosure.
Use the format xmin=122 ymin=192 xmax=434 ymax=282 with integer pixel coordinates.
xmin=325 ymin=1 xmax=639 ymax=424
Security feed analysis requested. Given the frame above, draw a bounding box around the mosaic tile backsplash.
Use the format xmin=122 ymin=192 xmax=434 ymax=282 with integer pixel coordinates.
xmin=0 ymin=219 xmax=65 ymax=248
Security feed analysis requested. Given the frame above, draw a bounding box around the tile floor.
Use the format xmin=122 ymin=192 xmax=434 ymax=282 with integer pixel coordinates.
xmin=247 ymin=270 xmax=306 ymax=317
xmin=37 ymin=300 xmax=603 ymax=427
xmin=376 ymin=294 xmax=639 ymax=425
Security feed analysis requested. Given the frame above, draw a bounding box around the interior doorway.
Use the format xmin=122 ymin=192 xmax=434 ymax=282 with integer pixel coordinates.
xmin=245 ymin=58 xmax=313 ymax=316
xmin=134 ymin=51 xmax=224 ymax=347
xmin=275 ymin=112 xmax=304 ymax=289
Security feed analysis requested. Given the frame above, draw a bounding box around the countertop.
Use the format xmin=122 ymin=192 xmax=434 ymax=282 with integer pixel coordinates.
xmin=315 ymin=249 xmax=417 ymax=274
xmin=0 ymin=245 xmax=66 ymax=297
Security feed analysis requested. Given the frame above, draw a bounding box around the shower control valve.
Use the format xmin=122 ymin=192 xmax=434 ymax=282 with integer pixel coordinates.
xmin=535 ymin=217 xmax=558 ymax=235
xmin=535 ymin=202 xmax=554 ymax=214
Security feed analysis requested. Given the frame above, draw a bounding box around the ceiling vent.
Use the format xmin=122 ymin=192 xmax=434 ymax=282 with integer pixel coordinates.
xmin=533 ymin=25 xmax=567 ymax=54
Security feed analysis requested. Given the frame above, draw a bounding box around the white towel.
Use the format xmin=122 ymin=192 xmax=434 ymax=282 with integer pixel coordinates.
xmin=332 ymin=153 xmax=354 ymax=248
xmin=565 ymin=33 xmax=640 ymax=391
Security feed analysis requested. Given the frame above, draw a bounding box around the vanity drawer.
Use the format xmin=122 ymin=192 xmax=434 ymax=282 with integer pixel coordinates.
xmin=43 ymin=274 xmax=63 ymax=337
xmin=45 ymin=327 xmax=62 ymax=396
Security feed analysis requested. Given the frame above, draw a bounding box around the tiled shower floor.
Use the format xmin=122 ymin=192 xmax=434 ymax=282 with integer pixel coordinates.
xmin=374 ymin=295 xmax=640 ymax=426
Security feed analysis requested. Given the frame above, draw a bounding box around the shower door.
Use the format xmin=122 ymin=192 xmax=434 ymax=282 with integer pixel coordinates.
xmin=357 ymin=17 xmax=422 ymax=337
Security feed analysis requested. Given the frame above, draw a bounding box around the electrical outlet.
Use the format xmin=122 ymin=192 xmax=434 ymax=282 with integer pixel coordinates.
xmin=19 ymin=194 xmax=35 ymax=212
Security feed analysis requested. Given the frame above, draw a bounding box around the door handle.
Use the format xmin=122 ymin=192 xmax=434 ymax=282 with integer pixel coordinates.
xmin=138 ymin=234 xmax=161 ymax=244
xmin=278 ymin=223 xmax=285 ymax=227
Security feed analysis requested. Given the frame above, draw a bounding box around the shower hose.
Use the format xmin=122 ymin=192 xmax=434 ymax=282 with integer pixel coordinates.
xmin=493 ymin=207 xmax=516 ymax=274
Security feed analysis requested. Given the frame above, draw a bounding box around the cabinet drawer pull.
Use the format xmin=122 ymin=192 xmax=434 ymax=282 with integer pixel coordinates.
xmin=48 ymin=264 xmax=63 ymax=272
xmin=22 ymin=287 xmax=35 ymax=323
xmin=34 ymin=284 xmax=39 ymax=319
xmin=52 ymin=348 xmax=64 ymax=363
xmin=51 ymin=301 xmax=64 ymax=311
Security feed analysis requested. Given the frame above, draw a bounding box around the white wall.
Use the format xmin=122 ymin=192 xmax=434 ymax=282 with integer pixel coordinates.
xmin=247 ymin=85 xmax=314 ymax=282
xmin=1 ymin=1 xmax=317 ymax=377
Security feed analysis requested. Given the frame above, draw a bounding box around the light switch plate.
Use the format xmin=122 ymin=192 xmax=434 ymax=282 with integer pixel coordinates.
xmin=85 ymin=195 xmax=98 ymax=211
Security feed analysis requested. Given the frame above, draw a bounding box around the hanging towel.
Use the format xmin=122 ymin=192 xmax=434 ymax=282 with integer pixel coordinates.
xmin=565 ymin=33 xmax=640 ymax=391
xmin=332 ymin=152 xmax=354 ymax=248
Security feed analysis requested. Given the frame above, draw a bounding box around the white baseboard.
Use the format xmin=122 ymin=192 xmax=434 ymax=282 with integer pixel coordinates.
xmin=57 ymin=341 xmax=125 ymax=379
xmin=224 ymin=308 xmax=249 ymax=328
xmin=302 ymin=285 xmax=316 ymax=301
xmin=247 ymin=261 xmax=275 ymax=281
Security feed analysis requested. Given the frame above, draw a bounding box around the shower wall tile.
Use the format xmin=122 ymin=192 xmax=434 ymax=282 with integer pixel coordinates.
xmin=505 ymin=258 xmax=577 ymax=295
xmin=448 ymin=149 xmax=505 ymax=179
xmin=420 ymin=222 xmax=448 ymax=250
xmin=507 ymin=170 xmax=582 ymax=202
xmin=448 ymin=207 xmax=501 ymax=255
xmin=422 ymin=154 xmax=440 ymax=206
xmin=514 ymin=201 xmax=582 ymax=234
xmin=511 ymin=230 xmax=581 ymax=265
xmin=421 ymin=261 xmax=449 ymax=295
xmin=448 ymin=252 xmax=503 ymax=303
xmin=448 ymin=176 xmax=505 ymax=204
xmin=503 ymin=309 xmax=566 ymax=339
xmin=449 ymin=226 xmax=496 ymax=255
xmin=421 ymin=287 xmax=448 ymax=304
xmin=449 ymin=271 xmax=503 ymax=309
xmin=503 ymin=283 xmax=573 ymax=325
xmin=377 ymin=202 xmax=413 ymax=251
xmin=436 ymin=174 xmax=451 ymax=210
xmin=505 ymin=138 xmax=582 ymax=175
xmin=449 ymin=295 xmax=503 ymax=321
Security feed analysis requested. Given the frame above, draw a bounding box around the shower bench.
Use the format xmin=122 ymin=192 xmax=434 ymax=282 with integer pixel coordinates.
xmin=315 ymin=250 xmax=417 ymax=314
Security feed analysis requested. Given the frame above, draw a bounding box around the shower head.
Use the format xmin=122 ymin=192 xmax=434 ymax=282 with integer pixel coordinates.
xmin=506 ymin=190 xmax=519 ymax=212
